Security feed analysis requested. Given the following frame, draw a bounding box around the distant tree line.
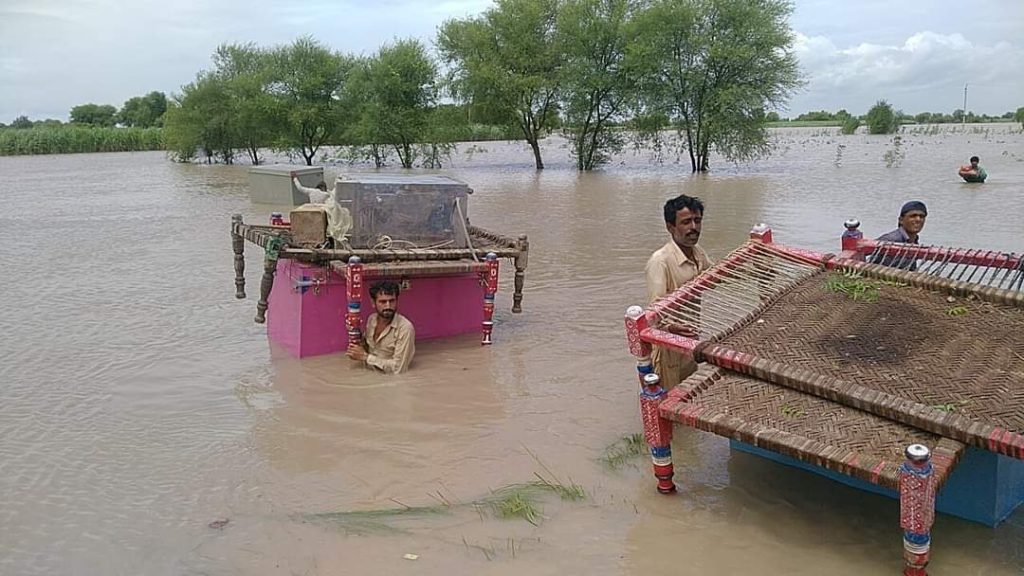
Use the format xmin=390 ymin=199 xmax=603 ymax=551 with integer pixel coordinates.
xmin=5 ymin=0 xmax=806 ymax=170
xmin=161 ymin=0 xmax=800 ymax=172
xmin=770 ymin=105 xmax=1024 ymax=133
xmin=0 ymin=92 xmax=168 ymax=156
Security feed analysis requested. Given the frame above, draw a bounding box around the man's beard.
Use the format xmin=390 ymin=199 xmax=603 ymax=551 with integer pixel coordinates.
xmin=380 ymin=309 xmax=395 ymax=319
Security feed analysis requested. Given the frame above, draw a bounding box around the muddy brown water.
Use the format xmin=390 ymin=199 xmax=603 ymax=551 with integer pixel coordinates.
xmin=2 ymin=125 xmax=1023 ymax=574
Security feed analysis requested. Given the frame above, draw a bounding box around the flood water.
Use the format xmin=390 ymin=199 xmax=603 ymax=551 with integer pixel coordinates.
xmin=2 ymin=125 xmax=1023 ymax=575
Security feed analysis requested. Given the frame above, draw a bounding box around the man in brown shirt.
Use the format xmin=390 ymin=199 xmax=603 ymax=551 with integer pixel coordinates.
xmin=346 ymin=281 xmax=416 ymax=374
xmin=644 ymin=194 xmax=713 ymax=389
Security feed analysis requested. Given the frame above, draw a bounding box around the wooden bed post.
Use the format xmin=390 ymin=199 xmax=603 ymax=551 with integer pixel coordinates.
xmin=345 ymin=256 xmax=364 ymax=345
xmin=749 ymin=223 xmax=775 ymax=303
xmin=625 ymin=306 xmax=676 ymax=494
xmin=841 ymin=218 xmax=866 ymax=261
xmin=749 ymin=222 xmax=773 ymax=244
xmin=231 ymin=214 xmax=246 ymax=299
xmin=899 ymin=444 xmax=936 ymax=576
xmin=481 ymin=252 xmax=499 ymax=345
xmin=254 ymin=237 xmax=283 ymax=324
xmin=512 ymin=234 xmax=529 ymax=313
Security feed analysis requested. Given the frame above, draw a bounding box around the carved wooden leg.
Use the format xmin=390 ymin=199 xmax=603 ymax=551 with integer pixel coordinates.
xmin=231 ymin=214 xmax=246 ymax=299
xmin=900 ymin=444 xmax=936 ymax=576
xmin=512 ymin=234 xmax=529 ymax=313
xmin=255 ymin=255 xmax=277 ymax=324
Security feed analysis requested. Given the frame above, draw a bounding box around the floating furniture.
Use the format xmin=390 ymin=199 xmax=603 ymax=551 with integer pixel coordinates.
xmin=248 ymin=164 xmax=325 ymax=205
xmin=231 ymin=174 xmax=528 ymax=357
xmin=625 ymin=222 xmax=1023 ymax=575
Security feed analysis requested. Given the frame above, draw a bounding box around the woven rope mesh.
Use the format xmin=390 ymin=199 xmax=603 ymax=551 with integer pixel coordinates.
xmin=718 ymin=269 xmax=1024 ymax=435
xmin=665 ymin=366 xmax=964 ymax=489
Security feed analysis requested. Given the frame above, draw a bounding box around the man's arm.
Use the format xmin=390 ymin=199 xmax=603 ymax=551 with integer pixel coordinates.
xmin=291 ymin=175 xmax=329 ymax=203
xmin=366 ymin=323 xmax=416 ymax=374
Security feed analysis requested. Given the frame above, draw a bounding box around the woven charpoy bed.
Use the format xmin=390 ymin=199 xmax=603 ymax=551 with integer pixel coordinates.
xmin=230 ymin=215 xmax=529 ymax=323
xmin=663 ymin=365 xmax=965 ymax=491
xmin=625 ymin=225 xmax=1024 ymax=575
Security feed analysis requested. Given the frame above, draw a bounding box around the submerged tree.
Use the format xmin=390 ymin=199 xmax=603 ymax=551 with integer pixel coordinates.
xmin=631 ymin=0 xmax=801 ymax=172
xmin=164 ymin=73 xmax=236 ymax=163
xmin=557 ymin=0 xmax=637 ymax=170
xmin=437 ymin=0 xmax=561 ymax=169
xmin=349 ymin=39 xmax=438 ymax=169
xmin=268 ymin=37 xmax=353 ymax=165
xmin=865 ymin=100 xmax=899 ymax=134
xmin=213 ymin=43 xmax=282 ymax=165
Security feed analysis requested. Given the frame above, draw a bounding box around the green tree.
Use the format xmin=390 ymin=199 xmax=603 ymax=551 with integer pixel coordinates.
xmin=70 ymin=103 xmax=117 ymax=127
xmin=10 ymin=115 xmax=33 ymax=129
xmin=865 ymin=100 xmax=899 ymax=134
xmin=268 ymin=37 xmax=353 ymax=165
xmin=437 ymin=0 xmax=562 ymax=169
xmin=765 ymin=111 xmax=780 ymax=122
xmin=1015 ymin=106 xmax=1024 ymax=129
xmin=164 ymin=73 xmax=236 ymax=163
xmin=840 ymin=116 xmax=860 ymax=135
xmin=213 ymin=43 xmax=283 ymax=165
xmin=118 ymin=91 xmax=168 ymax=127
xmin=557 ymin=0 xmax=637 ymax=170
xmin=350 ymin=39 xmax=438 ymax=169
xmin=631 ymin=0 xmax=801 ymax=172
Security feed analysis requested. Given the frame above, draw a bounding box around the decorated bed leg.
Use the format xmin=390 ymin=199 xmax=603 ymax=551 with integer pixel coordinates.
xmin=254 ymin=237 xmax=283 ymax=324
xmin=900 ymin=444 xmax=936 ymax=576
xmin=512 ymin=234 xmax=529 ymax=313
xmin=481 ymin=252 xmax=499 ymax=345
xmin=625 ymin=305 xmax=676 ymax=494
xmin=345 ymin=256 xmax=364 ymax=345
xmin=841 ymin=218 xmax=866 ymax=261
xmin=231 ymin=214 xmax=246 ymax=299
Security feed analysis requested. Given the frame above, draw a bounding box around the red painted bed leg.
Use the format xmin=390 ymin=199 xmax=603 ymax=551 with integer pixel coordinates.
xmin=481 ymin=252 xmax=499 ymax=345
xmin=345 ymin=256 xmax=364 ymax=345
xmin=900 ymin=444 xmax=935 ymax=576
xmin=626 ymin=305 xmax=676 ymax=494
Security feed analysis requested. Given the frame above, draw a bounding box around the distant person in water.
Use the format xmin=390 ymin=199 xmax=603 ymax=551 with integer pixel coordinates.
xmin=871 ymin=201 xmax=927 ymax=271
xmin=958 ymin=156 xmax=987 ymax=182
xmin=290 ymin=171 xmax=330 ymax=203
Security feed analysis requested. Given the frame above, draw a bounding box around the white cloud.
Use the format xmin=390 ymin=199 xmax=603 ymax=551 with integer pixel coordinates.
xmin=790 ymin=30 xmax=1024 ymax=114
xmin=2 ymin=0 xmax=1023 ymax=121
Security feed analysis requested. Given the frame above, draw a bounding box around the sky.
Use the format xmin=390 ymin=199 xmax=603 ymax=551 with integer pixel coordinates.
xmin=1 ymin=0 xmax=1022 ymax=122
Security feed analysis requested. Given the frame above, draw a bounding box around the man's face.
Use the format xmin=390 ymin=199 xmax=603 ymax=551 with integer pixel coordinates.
xmin=373 ymin=292 xmax=398 ymax=320
xmin=971 ymin=159 xmax=979 ymax=169
xmin=899 ymin=210 xmax=927 ymax=235
xmin=667 ymin=207 xmax=703 ymax=248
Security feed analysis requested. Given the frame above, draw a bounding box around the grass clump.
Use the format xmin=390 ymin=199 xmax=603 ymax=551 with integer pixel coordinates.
xmin=932 ymin=399 xmax=970 ymax=413
xmin=947 ymin=306 xmax=969 ymax=317
xmin=599 ymin=433 xmax=647 ymax=470
xmin=824 ymin=271 xmax=881 ymax=302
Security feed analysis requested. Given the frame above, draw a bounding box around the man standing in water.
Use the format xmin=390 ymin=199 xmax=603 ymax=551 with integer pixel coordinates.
xmin=872 ymin=200 xmax=927 ymax=271
xmin=346 ymin=281 xmax=416 ymax=374
xmin=958 ymin=156 xmax=987 ymax=182
xmin=644 ymin=194 xmax=713 ymax=389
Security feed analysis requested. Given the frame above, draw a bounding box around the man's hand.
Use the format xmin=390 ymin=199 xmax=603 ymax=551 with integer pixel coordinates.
xmin=290 ymin=171 xmax=298 ymax=178
xmin=664 ymin=323 xmax=698 ymax=338
xmin=346 ymin=343 xmax=368 ymax=361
